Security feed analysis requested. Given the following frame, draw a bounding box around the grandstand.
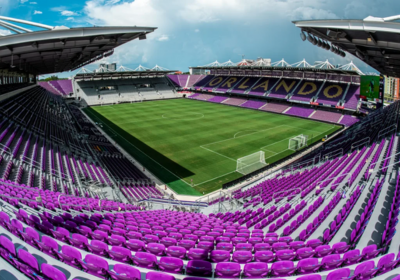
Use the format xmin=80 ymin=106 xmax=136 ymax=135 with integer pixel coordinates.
xmin=0 ymin=12 xmax=399 ymax=280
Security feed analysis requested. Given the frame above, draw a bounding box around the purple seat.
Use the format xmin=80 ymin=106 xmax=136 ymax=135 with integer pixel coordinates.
xmin=315 ymin=245 xmax=332 ymax=257
xmin=326 ymin=268 xmax=351 ymax=280
xmin=188 ymin=248 xmax=208 ymax=260
xmin=232 ymin=237 xmax=247 ymax=246
xmin=14 ymin=249 xmax=40 ymax=278
xmin=243 ymin=262 xmax=269 ymax=278
xmin=68 ymin=233 xmax=89 ymax=250
xmin=321 ymin=254 xmax=343 ymax=270
xmin=276 ymin=249 xmax=296 ymax=261
xmin=254 ymin=250 xmax=275 ymax=263
xmin=361 ymin=244 xmax=381 ymax=260
xmin=296 ymin=275 xmax=322 ymax=280
xmin=306 ymin=239 xmax=322 ymax=249
xmin=197 ymin=241 xmax=214 ymax=251
xmin=270 ymin=261 xmax=296 ymax=277
xmin=56 ymin=245 xmax=82 ymax=269
xmin=290 ymin=241 xmax=305 ymax=251
xmin=126 ymin=231 xmax=142 ymax=240
xmin=147 ymin=242 xmax=166 ymax=256
xmin=79 ymin=254 xmax=109 ymax=279
xmin=350 ymin=261 xmax=377 ymax=280
xmin=216 ymin=236 xmax=231 ymax=244
xmin=215 ymin=262 xmax=241 ymax=278
xmin=343 ymin=249 xmax=362 ymax=265
xmin=161 ymin=237 xmax=177 ymax=247
xmin=332 ymin=242 xmax=350 ymax=254
xmin=109 ymin=246 xmax=132 ymax=263
xmin=179 ymin=239 xmax=196 ymax=250
xmin=37 ymin=235 xmax=59 ymax=257
xmin=235 ymin=243 xmax=253 ymax=252
xmin=41 ymin=263 xmax=67 ymax=280
xmin=147 ymin=271 xmax=176 ymax=280
xmin=77 ymin=225 xmax=92 ymax=238
xmin=377 ymin=253 xmax=395 ymax=275
xmin=159 ymin=256 xmax=184 ymax=274
xmin=20 ymin=227 xmax=40 ymax=248
xmin=186 ymin=260 xmax=212 ymax=277
xmin=0 ymin=235 xmax=16 ymax=263
xmin=273 ymin=242 xmax=289 ymax=252
xmin=166 ymin=246 xmax=186 ymax=259
xmin=211 ymin=250 xmax=231 ymax=262
xmin=92 ymin=229 xmax=109 ymax=242
xmin=249 ymin=237 xmax=263 ymax=246
xmin=126 ymin=239 xmax=145 ymax=252
xmin=254 ymin=243 xmax=271 ymax=252
xmin=108 ymin=234 xmax=127 ymax=246
xmin=143 ymin=234 xmax=159 ymax=244
xmin=133 ymin=252 xmax=158 ymax=269
xmin=295 ymin=245 xmax=315 ymax=258
xmin=297 ymin=258 xmax=321 ymax=275
xmin=109 ymin=263 xmax=141 ymax=280
xmin=88 ymin=240 xmax=109 ymax=257
xmin=232 ymin=250 xmax=253 ymax=263
xmin=216 ymin=242 xmax=233 ymax=253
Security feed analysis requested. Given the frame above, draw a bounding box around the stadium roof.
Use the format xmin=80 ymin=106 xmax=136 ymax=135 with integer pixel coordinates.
xmin=190 ymin=64 xmax=359 ymax=75
xmin=0 ymin=16 xmax=156 ymax=75
xmin=74 ymin=70 xmax=177 ymax=80
xmin=293 ymin=15 xmax=400 ymax=77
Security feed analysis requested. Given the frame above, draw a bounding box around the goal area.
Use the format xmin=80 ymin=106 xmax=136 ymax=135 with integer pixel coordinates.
xmin=288 ymin=134 xmax=308 ymax=151
xmin=236 ymin=151 xmax=267 ymax=175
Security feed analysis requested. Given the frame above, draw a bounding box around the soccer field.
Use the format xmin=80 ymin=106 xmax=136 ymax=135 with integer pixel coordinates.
xmin=83 ymin=99 xmax=341 ymax=196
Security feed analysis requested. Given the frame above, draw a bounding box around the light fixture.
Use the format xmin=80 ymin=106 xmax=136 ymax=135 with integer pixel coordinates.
xmin=300 ymin=31 xmax=306 ymax=41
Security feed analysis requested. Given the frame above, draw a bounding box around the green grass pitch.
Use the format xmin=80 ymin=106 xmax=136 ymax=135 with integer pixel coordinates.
xmin=83 ymin=99 xmax=341 ymax=196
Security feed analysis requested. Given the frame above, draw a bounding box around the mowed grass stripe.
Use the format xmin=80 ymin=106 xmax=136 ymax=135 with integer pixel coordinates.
xmin=84 ymin=99 xmax=341 ymax=195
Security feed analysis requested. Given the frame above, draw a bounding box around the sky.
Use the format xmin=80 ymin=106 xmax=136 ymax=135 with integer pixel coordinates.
xmin=3 ymin=0 xmax=400 ymax=77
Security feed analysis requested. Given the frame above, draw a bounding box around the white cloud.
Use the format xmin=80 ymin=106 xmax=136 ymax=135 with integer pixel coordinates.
xmin=66 ymin=17 xmax=74 ymax=21
xmin=61 ymin=10 xmax=78 ymax=16
xmin=291 ymin=7 xmax=338 ymax=20
xmin=29 ymin=2 xmax=37 ymax=4
xmin=0 ymin=29 xmax=12 ymax=36
xmin=33 ymin=10 xmax=42 ymax=14
xmin=20 ymin=0 xmax=28 ymax=3
xmin=158 ymin=35 xmax=169 ymax=41
xmin=194 ymin=29 xmax=200 ymax=32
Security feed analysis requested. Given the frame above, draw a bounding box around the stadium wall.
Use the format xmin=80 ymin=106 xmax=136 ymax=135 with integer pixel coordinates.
xmin=74 ymin=77 xmax=178 ymax=106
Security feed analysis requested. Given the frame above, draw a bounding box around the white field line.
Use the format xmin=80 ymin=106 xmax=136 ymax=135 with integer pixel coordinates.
xmin=194 ymin=170 xmax=237 ymax=187
xmin=202 ymin=125 xmax=286 ymax=147
xmin=88 ymin=112 xmax=193 ymax=187
xmin=233 ymin=130 xmax=258 ymax=138
xmin=194 ymin=125 xmax=337 ymax=186
xmin=200 ymin=146 xmax=237 ymax=162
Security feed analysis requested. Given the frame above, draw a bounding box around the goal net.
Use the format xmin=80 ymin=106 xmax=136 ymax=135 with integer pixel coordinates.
xmin=236 ymin=151 xmax=267 ymax=175
xmin=288 ymin=134 xmax=308 ymax=151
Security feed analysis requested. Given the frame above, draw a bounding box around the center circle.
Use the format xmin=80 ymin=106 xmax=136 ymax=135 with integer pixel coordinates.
xmin=162 ymin=113 xmax=204 ymax=120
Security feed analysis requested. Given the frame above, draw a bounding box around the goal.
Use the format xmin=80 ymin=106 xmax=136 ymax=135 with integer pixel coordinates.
xmin=236 ymin=151 xmax=267 ymax=175
xmin=288 ymin=134 xmax=308 ymax=151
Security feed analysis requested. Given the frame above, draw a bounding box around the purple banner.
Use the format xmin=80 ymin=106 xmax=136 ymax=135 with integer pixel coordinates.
xmin=315 ymin=73 xmax=326 ymax=80
xmin=261 ymin=70 xmax=272 ymax=76
xmin=327 ymin=74 xmax=339 ymax=81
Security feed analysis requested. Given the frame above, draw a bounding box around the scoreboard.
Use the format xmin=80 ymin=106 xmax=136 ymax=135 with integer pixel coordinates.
xmin=360 ymin=75 xmax=384 ymax=107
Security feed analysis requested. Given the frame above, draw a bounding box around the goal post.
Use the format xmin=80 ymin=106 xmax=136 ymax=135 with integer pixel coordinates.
xmin=236 ymin=151 xmax=267 ymax=175
xmin=288 ymin=134 xmax=308 ymax=151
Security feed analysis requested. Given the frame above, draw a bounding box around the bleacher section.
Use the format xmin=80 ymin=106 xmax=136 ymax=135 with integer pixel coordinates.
xmin=0 ymin=85 xmax=164 ymax=203
xmin=191 ymin=75 xmax=360 ymax=111
xmin=39 ymin=80 xmax=73 ymax=96
xmin=0 ymin=100 xmax=399 ymax=280
xmin=189 ymin=93 xmax=357 ymax=126
xmin=75 ymin=77 xmax=177 ymax=106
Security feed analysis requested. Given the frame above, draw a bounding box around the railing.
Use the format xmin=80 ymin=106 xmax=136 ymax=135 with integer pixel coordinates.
xmin=378 ymin=124 xmax=397 ymax=140
xmin=351 ymin=137 xmax=370 ymax=152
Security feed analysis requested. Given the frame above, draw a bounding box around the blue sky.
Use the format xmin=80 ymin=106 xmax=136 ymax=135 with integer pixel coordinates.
xmin=4 ymin=0 xmax=400 ymax=77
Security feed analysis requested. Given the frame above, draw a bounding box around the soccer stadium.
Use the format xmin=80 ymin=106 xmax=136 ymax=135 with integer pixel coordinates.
xmin=0 ymin=2 xmax=400 ymax=280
